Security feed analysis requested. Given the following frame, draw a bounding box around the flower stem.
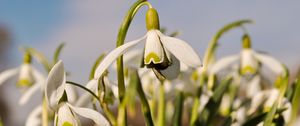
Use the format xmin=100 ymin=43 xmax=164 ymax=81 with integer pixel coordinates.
xmin=289 ymin=76 xmax=300 ymax=126
xmin=42 ymin=97 xmax=48 ymax=126
xmin=172 ymin=91 xmax=184 ymax=126
xmin=157 ymin=83 xmax=165 ymax=126
xmin=115 ymin=0 xmax=149 ymax=125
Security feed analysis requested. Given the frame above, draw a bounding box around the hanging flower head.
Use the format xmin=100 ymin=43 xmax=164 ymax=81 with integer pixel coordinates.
xmin=45 ymin=61 xmax=110 ymax=126
xmin=94 ymin=7 xmax=201 ymax=81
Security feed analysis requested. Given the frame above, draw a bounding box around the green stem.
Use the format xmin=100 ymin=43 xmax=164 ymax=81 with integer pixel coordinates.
xmin=116 ymin=0 xmax=149 ymax=125
xmin=25 ymin=48 xmax=52 ymax=72
xmin=66 ymin=81 xmax=99 ymax=100
xmin=172 ymin=92 xmax=184 ymax=126
xmin=289 ymin=77 xmax=300 ymax=126
xmin=42 ymin=97 xmax=48 ymax=126
xmin=136 ymin=71 xmax=154 ymax=126
xmin=157 ymin=83 xmax=165 ymax=126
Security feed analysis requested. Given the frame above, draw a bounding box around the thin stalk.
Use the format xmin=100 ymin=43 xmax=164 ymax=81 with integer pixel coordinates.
xmin=115 ymin=0 xmax=149 ymax=125
xmin=42 ymin=97 xmax=48 ymax=126
xmin=289 ymin=78 xmax=300 ymax=126
xmin=157 ymin=83 xmax=165 ymax=126
xmin=136 ymin=71 xmax=154 ymax=126
xmin=172 ymin=92 xmax=185 ymax=126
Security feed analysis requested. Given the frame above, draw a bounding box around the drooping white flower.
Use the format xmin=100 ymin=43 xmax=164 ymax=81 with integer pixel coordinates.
xmin=94 ymin=8 xmax=201 ymax=81
xmin=0 ymin=62 xmax=46 ymax=105
xmin=45 ymin=60 xmax=110 ymax=126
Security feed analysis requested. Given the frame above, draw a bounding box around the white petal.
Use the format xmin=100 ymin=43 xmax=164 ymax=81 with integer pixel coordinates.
xmin=94 ymin=35 xmax=146 ymax=79
xmin=160 ymin=54 xmax=180 ymax=80
xmin=57 ymin=103 xmax=80 ymax=126
xmin=209 ymin=55 xmax=239 ymax=74
xmin=0 ymin=67 xmax=19 ymax=86
xmin=144 ymin=30 xmax=165 ymax=64
xmin=246 ymin=75 xmax=261 ymax=98
xmin=67 ymin=103 xmax=110 ymax=126
xmin=264 ymin=89 xmax=280 ymax=108
xmin=248 ymin=91 xmax=266 ymax=115
xmin=66 ymin=84 xmax=77 ymax=104
xmin=25 ymin=105 xmax=42 ymax=126
xmin=75 ymin=80 xmax=98 ymax=107
xmin=32 ymin=67 xmax=46 ymax=84
xmin=159 ymin=30 xmax=201 ymax=68
xmin=255 ymin=52 xmax=284 ymax=75
xmin=19 ymin=81 xmax=43 ymax=105
xmin=282 ymin=99 xmax=292 ymax=123
xmin=45 ymin=60 xmax=66 ymax=110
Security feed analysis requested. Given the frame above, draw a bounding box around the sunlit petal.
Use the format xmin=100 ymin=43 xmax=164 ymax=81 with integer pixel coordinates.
xmin=94 ymin=35 xmax=146 ymax=79
xmin=0 ymin=68 xmax=19 ymax=86
xmin=209 ymin=55 xmax=239 ymax=74
xmin=67 ymin=103 xmax=110 ymax=126
xmin=25 ymin=105 xmax=42 ymax=126
xmin=246 ymin=75 xmax=261 ymax=98
xmin=159 ymin=30 xmax=201 ymax=68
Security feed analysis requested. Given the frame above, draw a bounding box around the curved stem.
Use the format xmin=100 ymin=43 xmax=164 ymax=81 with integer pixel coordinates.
xmin=66 ymin=81 xmax=99 ymax=100
xmin=115 ymin=0 xmax=149 ymax=125
xmin=202 ymin=19 xmax=253 ymax=71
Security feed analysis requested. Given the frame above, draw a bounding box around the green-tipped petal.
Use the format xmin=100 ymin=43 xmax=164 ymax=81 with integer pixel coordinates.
xmin=94 ymin=35 xmax=146 ymax=79
xmin=241 ymin=49 xmax=258 ymax=75
xmin=144 ymin=30 xmax=165 ymax=65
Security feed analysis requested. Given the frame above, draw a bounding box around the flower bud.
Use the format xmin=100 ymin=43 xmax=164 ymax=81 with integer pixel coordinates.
xmin=242 ymin=34 xmax=251 ymax=49
xmin=17 ymin=63 xmax=35 ymax=87
xmin=146 ymin=8 xmax=160 ymax=30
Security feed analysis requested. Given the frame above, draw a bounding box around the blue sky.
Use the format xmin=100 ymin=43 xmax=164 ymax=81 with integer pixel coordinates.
xmin=1 ymin=1 xmax=300 ymax=124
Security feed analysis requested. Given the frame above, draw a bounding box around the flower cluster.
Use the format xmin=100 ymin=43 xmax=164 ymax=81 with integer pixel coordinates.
xmin=0 ymin=1 xmax=300 ymax=126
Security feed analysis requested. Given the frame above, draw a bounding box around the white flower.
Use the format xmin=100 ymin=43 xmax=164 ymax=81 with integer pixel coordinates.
xmin=94 ymin=29 xmax=201 ymax=80
xmin=45 ymin=61 xmax=110 ymax=126
xmin=209 ymin=48 xmax=284 ymax=77
xmin=0 ymin=63 xmax=46 ymax=105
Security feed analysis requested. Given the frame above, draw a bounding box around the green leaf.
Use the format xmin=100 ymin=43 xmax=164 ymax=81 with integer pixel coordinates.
xmin=53 ymin=43 xmax=65 ymax=64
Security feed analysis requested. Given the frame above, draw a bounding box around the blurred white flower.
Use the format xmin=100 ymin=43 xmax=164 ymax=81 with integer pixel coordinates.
xmin=45 ymin=61 xmax=110 ymax=126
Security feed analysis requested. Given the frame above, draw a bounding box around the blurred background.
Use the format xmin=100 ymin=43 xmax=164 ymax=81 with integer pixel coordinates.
xmin=0 ymin=0 xmax=300 ymax=125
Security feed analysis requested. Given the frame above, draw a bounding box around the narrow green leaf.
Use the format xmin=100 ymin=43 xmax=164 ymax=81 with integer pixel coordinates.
xmin=53 ymin=43 xmax=65 ymax=64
